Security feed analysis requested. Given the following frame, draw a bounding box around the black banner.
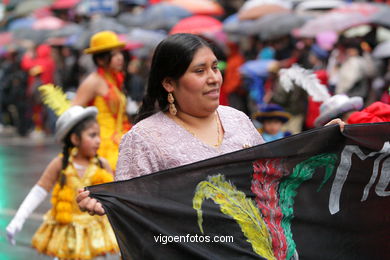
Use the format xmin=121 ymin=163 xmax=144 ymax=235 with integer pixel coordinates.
xmin=88 ymin=123 xmax=390 ymax=260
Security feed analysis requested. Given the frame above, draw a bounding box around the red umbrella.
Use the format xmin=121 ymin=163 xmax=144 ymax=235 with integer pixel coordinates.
xmin=170 ymin=15 xmax=222 ymax=35
xmin=166 ymin=0 xmax=224 ymax=16
xmin=51 ymin=0 xmax=81 ymax=10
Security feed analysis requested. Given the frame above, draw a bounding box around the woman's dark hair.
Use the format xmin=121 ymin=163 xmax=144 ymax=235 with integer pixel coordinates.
xmin=92 ymin=51 xmax=113 ymax=68
xmin=59 ymin=116 xmax=102 ymax=186
xmin=134 ymin=33 xmax=213 ymax=123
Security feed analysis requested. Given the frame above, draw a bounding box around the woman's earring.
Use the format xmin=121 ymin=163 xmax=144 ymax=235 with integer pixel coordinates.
xmin=71 ymin=147 xmax=79 ymax=157
xmin=167 ymin=92 xmax=177 ymax=116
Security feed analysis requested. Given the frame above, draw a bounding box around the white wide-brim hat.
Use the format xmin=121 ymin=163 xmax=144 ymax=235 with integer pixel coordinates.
xmin=314 ymin=94 xmax=363 ymax=127
xmin=55 ymin=106 xmax=98 ymax=142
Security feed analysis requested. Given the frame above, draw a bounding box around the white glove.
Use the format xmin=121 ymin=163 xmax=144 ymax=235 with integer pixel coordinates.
xmin=6 ymin=185 xmax=48 ymax=245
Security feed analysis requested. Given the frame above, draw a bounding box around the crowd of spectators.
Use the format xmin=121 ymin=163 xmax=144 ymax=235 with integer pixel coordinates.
xmin=0 ymin=0 xmax=390 ymax=139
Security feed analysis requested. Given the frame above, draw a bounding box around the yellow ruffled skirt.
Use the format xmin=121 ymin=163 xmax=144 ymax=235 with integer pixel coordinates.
xmin=32 ymin=210 xmax=119 ymax=259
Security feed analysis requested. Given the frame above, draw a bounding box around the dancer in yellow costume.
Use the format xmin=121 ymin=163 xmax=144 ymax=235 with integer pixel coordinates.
xmin=6 ymin=106 xmax=119 ymax=259
xmin=72 ymin=31 xmax=131 ymax=171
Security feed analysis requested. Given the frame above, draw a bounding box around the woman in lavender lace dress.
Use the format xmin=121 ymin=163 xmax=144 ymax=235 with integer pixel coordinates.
xmin=77 ymin=33 xmax=344 ymax=215
xmin=77 ymin=33 xmax=264 ymax=215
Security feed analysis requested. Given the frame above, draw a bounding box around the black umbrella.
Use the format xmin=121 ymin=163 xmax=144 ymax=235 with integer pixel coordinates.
xmin=12 ymin=28 xmax=49 ymax=44
xmin=118 ymin=3 xmax=192 ymax=31
xmin=49 ymin=23 xmax=84 ymax=38
xmin=254 ymin=12 xmax=309 ymax=40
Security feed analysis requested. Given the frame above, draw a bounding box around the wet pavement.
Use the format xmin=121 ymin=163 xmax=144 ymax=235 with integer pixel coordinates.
xmin=0 ymin=127 xmax=120 ymax=260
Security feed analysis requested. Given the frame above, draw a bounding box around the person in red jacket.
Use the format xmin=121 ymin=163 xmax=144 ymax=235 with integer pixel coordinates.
xmin=347 ymin=101 xmax=390 ymax=124
xmin=21 ymin=44 xmax=56 ymax=138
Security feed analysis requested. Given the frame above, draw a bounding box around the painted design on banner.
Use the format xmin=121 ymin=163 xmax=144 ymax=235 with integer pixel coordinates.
xmin=193 ymin=174 xmax=276 ymax=260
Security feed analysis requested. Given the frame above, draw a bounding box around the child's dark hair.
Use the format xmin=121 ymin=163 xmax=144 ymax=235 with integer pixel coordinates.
xmin=59 ymin=116 xmax=102 ymax=186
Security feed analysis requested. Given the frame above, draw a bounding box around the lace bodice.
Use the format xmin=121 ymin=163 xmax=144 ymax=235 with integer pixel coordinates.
xmin=115 ymin=106 xmax=264 ymax=181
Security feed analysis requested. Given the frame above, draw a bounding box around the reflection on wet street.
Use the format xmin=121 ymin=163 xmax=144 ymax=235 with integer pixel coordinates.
xmin=0 ymin=129 xmax=119 ymax=259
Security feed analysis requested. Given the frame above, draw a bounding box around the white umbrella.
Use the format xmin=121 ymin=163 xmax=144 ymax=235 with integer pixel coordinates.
xmin=373 ymin=40 xmax=390 ymax=59
xmin=294 ymin=0 xmax=345 ymax=13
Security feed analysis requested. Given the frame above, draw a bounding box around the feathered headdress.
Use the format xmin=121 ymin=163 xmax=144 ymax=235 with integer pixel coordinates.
xmin=278 ymin=64 xmax=330 ymax=102
xmin=278 ymin=65 xmax=366 ymax=127
xmin=38 ymin=84 xmax=71 ymax=116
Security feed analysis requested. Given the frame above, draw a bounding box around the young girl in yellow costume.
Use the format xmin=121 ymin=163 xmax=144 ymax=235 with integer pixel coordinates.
xmin=6 ymin=106 xmax=119 ymax=259
xmin=72 ymin=30 xmax=131 ymax=171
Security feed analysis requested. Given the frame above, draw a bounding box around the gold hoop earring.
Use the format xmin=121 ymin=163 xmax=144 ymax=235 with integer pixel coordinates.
xmin=167 ymin=92 xmax=177 ymax=116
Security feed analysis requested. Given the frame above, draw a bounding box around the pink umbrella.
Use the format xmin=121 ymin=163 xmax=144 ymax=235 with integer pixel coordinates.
xmin=32 ymin=16 xmax=65 ymax=30
xmin=166 ymin=0 xmax=224 ymax=16
xmin=332 ymin=2 xmax=381 ymax=16
xmin=169 ymin=15 xmax=222 ymax=35
xmin=0 ymin=32 xmax=14 ymax=46
xmin=294 ymin=2 xmax=388 ymax=38
xmin=33 ymin=6 xmax=53 ymax=18
xmin=294 ymin=12 xmax=370 ymax=38
xmin=118 ymin=34 xmax=144 ymax=51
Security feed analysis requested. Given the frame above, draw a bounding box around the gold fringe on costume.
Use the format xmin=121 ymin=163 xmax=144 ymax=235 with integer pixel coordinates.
xmin=93 ymin=96 xmax=130 ymax=170
xmin=32 ymin=156 xmax=118 ymax=259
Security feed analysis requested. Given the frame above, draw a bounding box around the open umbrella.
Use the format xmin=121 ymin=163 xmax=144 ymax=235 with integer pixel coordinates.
xmin=166 ymin=0 xmax=224 ymax=16
xmin=370 ymin=5 xmax=390 ymax=28
xmin=89 ymin=16 xmax=129 ymax=34
xmin=126 ymin=28 xmax=167 ymax=58
xmin=7 ymin=16 xmax=36 ymax=31
xmin=294 ymin=11 xmax=370 ymax=37
xmin=49 ymin=23 xmax=84 ymax=38
xmin=254 ymin=12 xmax=308 ymax=40
xmin=240 ymin=0 xmax=291 ymax=11
xmin=0 ymin=32 xmax=14 ymax=46
xmin=238 ymin=3 xmax=290 ymax=20
xmin=32 ymin=16 xmax=65 ymax=30
xmin=141 ymin=3 xmax=192 ymax=30
xmin=118 ymin=3 xmax=192 ymax=31
xmin=294 ymin=0 xmax=345 ymax=13
xmin=118 ymin=34 xmax=144 ymax=51
xmin=223 ymin=13 xmax=257 ymax=35
xmin=127 ymin=28 xmax=167 ymax=49
xmin=332 ymin=2 xmax=382 ymax=16
xmin=51 ymin=0 xmax=81 ymax=10
xmin=170 ymin=15 xmax=222 ymax=35
xmin=117 ymin=13 xmax=143 ymax=28
xmin=372 ymin=40 xmax=390 ymax=59
xmin=330 ymin=2 xmax=390 ymax=29
xmin=13 ymin=0 xmax=52 ymax=17
xmin=12 ymin=28 xmax=50 ymax=44
xmin=33 ymin=5 xmax=53 ymax=18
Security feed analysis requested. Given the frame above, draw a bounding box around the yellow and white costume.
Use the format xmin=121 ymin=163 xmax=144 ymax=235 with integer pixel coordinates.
xmin=92 ymin=71 xmax=131 ymax=171
xmin=32 ymin=156 xmax=118 ymax=259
